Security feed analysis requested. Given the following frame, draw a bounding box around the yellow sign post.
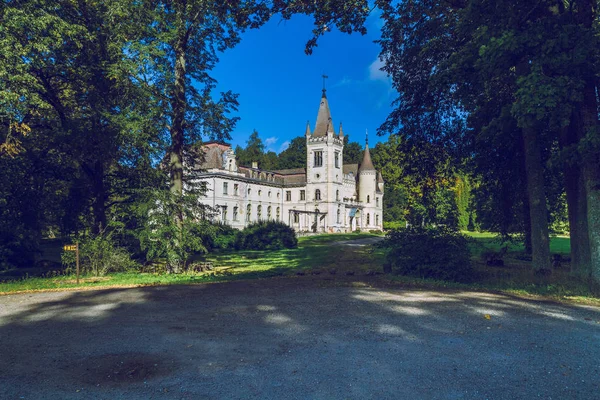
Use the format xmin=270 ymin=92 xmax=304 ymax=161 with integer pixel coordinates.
xmin=63 ymin=243 xmax=80 ymax=284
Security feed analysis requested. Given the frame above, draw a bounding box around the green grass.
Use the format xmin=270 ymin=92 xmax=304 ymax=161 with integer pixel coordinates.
xmin=2 ymin=230 xmax=599 ymax=307
xmin=0 ymin=233 xmax=384 ymax=294
xmin=463 ymin=231 xmax=571 ymax=256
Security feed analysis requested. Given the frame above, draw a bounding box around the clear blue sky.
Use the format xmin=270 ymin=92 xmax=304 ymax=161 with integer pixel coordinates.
xmin=211 ymin=13 xmax=394 ymax=154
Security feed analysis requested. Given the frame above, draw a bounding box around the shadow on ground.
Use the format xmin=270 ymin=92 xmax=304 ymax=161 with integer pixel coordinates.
xmin=0 ymin=277 xmax=599 ymax=399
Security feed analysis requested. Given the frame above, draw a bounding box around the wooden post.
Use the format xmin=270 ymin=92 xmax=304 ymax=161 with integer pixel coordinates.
xmin=76 ymin=242 xmax=80 ymax=284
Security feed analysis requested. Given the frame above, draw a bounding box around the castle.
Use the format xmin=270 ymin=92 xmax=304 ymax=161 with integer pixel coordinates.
xmin=198 ymin=89 xmax=384 ymax=233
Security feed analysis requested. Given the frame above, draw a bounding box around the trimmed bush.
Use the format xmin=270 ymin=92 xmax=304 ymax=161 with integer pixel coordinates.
xmin=383 ymin=226 xmax=473 ymax=282
xmin=235 ymin=221 xmax=298 ymax=251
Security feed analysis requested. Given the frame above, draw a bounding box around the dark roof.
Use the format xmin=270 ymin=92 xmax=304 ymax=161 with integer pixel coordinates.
xmin=358 ymin=144 xmax=375 ymax=172
xmin=274 ymin=168 xmax=306 ymax=175
xmin=313 ymin=91 xmax=335 ymax=137
xmin=343 ymin=164 xmax=359 ymax=176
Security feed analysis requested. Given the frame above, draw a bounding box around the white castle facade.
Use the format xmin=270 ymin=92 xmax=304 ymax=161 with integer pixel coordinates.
xmin=197 ymin=90 xmax=384 ymax=233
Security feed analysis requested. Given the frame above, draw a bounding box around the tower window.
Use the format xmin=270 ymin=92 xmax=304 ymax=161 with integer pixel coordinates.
xmin=315 ymin=189 xmax=321 ymax=201
xmin=335 ymin=152 xmax=340 ymax=168
xmin=337 ymin=208 xmax=341 ymax=223
xmin=367 ymin=195 xmax=370 ymax=203
xmin=286 ymin=191 xmax=291 ymax=201
xmin=336 ymin=190 xmax=340 ymax=201
xmin=376 ymin=214 xmax=379 ymax=226
xmin=376 ymin=197 xmax=379 ymax=207
xmin=367 ymin=213 xmax=370 ymax=225
xmin=314 ymin=151 xmax=323 ymax=167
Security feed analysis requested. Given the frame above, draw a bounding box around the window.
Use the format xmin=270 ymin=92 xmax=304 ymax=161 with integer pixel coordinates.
xmin=335 ymin=152 xmax=340 ymax=168
xmin=314 ymin=151 xmax=323 ymax=167
xmin=268 ymin=191 xmax=271 ymax=198
xmin=267 ymin=206 xmax=272 ymax=219
xmin=248 ymin=187 xmax=251 ymax=195
xmin=376 ymin=197 xmax=379 ymax=207
xmin=367 ymin=195 xmax=370 ymax=203
xmin=337 ymin=208 xmax=341 ymax=223
xmin=258 ymin=190 xmax=262 ymax=196
xmin=367 ymin=213 xmax=370 ymax=225
xmin=234 ymin=184 xmax=238 ymax=196
xmin=336 ymin=190 xmax=340 ymax=201
xmin=277 ymin=192 xmax=280 ymax=199
xmin=286 ymin=191 xmax=291 ymax=201
xmin=293 ymin=212 xmax=299 ymax=223
xmin=315 ymin=189 xmax=321 ymax=200
xmin=257 ymin=205 xmax=262 ymax=220
xmin=233 ymin=206 xmax=238 ymax=221
xmin=222 ymin=206 xmax=227 ymax=222
xmin=300 ymin=190 xmax=305 ymax=201
xmin=223 ymin=182 xmax=228 ymax=195
xmin=246 ymin=204 xmax=251 ymax=222
xmin=376 ymin=214 xmax=379 ymax=226
xmin=276 ymin=207 xmax=280 ymax=220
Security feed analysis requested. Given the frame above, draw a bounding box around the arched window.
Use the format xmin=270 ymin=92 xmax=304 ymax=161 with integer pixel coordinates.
xmin=337 ymin=208 xmax=341 ymax=223
xmin=248 ymin=187 xmax=251 ymax=195
xmin=233 ymin=206 xmax=238 ymax=221
xmin=293 ymin=212 xmax=299 ymax=223
xmin=367 ymin=195 xmax=370 ymax=203
xmin=336 ymin=190 xmax=340 ymax=201
xmin=246 ymin=204 xmax=251 ymax=222
xmin=367 ymin=213 xmax=370 ymax=225
xmin=376 ymin=214 xmax=379 ymax=226
xmin=267 ymin=206 xmax=272 ymax=219
xmin=315 ymin=189 xmax=321 ymax=200
xmin=276 ymin=207 xmax=280 ymax=220
xmin=257 ymin=205 xmax=262 ymax=220
xmin=376 ymin=197 xmax=379 ymax=207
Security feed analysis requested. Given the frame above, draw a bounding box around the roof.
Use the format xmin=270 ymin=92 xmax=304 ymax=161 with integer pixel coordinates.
xmin=343 ymin=164 xmax=359 ymax=176
xmin=274 ymin=168 xmax=306 ymax=176
xmin=358 ymin=144 xmax=375 ymax=172
xmin=313 ymin=90 xmax=335 ymax=137
xmin=377 ymin=171 xmax=384 ymax=183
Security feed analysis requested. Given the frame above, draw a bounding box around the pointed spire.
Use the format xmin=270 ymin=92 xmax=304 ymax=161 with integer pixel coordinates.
xmin=305 ymin=120 xmax=311 ymax=136
xmin=359 ymin=130 xmax=375 ymax=173
xmin=339 ymin=122 xmax=344 ymax=137
xmin=377 ymin=171 xmax=384 ymax=183
xmin=313 ymin=90 xmax=334 ymax=137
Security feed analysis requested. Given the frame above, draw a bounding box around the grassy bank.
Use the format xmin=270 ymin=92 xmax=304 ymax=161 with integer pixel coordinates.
xmin=0 ymin=233 xmax=384 ymax=294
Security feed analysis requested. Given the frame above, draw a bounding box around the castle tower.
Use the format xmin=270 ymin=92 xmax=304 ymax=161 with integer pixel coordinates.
xmin=358 ymin=133 xmax=379 ymax=229
xmin=306 ymin=89 xmax=345 ymax=231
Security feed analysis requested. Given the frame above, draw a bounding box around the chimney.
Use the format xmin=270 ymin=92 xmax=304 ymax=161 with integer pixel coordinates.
xmin=252 ymin=161 xmax=258 ymax=169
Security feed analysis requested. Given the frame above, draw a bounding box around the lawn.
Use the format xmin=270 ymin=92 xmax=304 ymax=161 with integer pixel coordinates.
xmin=2 ymin=230 xmax=598 ymax=306
xmin=0 ymin=233 xmax=384 ymax=294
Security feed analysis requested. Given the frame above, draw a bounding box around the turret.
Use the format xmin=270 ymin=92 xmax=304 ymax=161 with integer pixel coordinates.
xmin=358 ymin=132 xmax=377 ymax=205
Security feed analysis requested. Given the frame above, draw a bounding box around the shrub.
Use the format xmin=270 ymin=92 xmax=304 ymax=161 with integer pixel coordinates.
xmin=208 ymin=223 xmax=239 ymax=251
xmin=235 ymin=221 xmax=297 ymax=251
xmin=383 ymin=226 xmax=473 ymax=282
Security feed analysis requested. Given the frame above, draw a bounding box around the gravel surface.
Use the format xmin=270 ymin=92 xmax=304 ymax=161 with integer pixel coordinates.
xmin=1 ymin=278 xmax=599 ymax=399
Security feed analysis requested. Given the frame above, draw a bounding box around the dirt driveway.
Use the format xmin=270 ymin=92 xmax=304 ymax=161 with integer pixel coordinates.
xmin=1 ymin=278 xmax=599 ymax=399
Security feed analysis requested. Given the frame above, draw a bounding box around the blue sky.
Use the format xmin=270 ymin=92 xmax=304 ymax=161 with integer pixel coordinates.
xmin=211 ymin=13 xmax=394 ymax=154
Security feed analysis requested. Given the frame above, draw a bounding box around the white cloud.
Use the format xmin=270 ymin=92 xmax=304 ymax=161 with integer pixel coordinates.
xmin=368 ymin=57 xmax=389 ymax=82
xmin=265 ymin=137 xmax=278 ymax=147
xmin=278 ymin=141 xmax=290 ymax=153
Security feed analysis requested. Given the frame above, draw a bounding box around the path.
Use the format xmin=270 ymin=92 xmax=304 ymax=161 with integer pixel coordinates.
xmin=0 ymin=279 xmax=598 ymax=399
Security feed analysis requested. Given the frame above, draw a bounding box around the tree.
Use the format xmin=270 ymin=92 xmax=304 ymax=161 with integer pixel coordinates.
xmin=277 ymin=136 xmax=306 ymax=169
xmin=343 ymin=135 xmax=363 ymax=164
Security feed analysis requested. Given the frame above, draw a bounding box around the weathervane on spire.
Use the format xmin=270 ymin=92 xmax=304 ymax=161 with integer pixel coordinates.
xmin=322 ymin=74 xmax=329 ymax=95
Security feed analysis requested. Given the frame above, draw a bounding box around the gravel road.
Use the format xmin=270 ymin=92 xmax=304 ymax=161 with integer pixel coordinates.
xmin=1 ymin=278 xmax=599 ymax=399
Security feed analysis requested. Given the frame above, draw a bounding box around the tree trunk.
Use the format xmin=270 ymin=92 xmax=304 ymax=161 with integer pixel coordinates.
xmin=522 ymin=193 xmax=532 ymax=255
xmin=170 ymin=32 xmax=186 ymax=198
xmin=521 ymin=125 xmax=551 ymax=271
xmin=559 ymin=114 xmax=591 ymax=277
xmin=580 ymin=80 xmax=600 ymax=281
xmin=575 ymin=0 xmax=600 ymax=282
